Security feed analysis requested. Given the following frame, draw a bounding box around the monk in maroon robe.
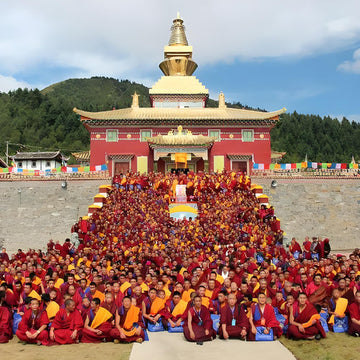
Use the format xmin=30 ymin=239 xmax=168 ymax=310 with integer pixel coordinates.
xmin=50 ymin=299 xmax=83 ymax=344
xmin=0 ymin=291 xmax=12 ymax=343
xmin=16 ymin=298 xmax=49 ymax=345
xmin=348 ymin=290 xmax=360 ymax=336
xmin=287 ymin=292 xmax=326 ymax=340
xmin=219 ymin=293 xmax=249 ymax=339
xmin=81 ymin=298 xmax=113 ymax=343
xmin=110 ymin=296 xmax=145 ymax=343
xmin=183 ymin=295 xmax=216 ymax=344
xmin=248 ymin=292 xmax=282 ymax=340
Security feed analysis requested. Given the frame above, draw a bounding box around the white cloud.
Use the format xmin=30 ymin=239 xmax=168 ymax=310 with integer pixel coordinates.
xmin=0 ymin=75 xmax=32 ymax=93
xmin=0 ymin=0 xmax=360 ymax=86
xmin=337 ymin=48 xmax=360 ymax=74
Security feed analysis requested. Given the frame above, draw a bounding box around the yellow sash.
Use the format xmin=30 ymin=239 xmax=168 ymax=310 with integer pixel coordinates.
xmin=150 ymin=297 xmax=165 ymax=315
xmin=205 ymin=289 xmax=213 ymax=299
xmin=328 ymin=297 xmax=348 ymax=325
xmin=216 ymin=274 xmax=224 ymax=285
xmin=182 ymin=289 xmax=195 ymax=303
xmin=140 ymin=283 xmax=149 ymax=293
xmin=91 ymin=307 xmax=113 ymax=329
xmin=93 ymin=290 xmax=105 ymax=303
xmin=302 ymin=314 xmax=320 ymax=328
xmin=122 ymin=305 xmax=140 ymax=337
xmin=120 ymin=282 xmax=131 ymax=294
xmin=54 ymin=278 xmax=64 ymax=289
xmin=46 ymin=301 xmax=60 ymax=319
xmin=201 ymin=297 xmax=210 ymax=308
xmin=33 ymin=277 xmax=42 ymax=286
xmin=28 ymin=290 xmax=41 ymax=301
xmin=172 ymin=299 xmax=187 ymax=317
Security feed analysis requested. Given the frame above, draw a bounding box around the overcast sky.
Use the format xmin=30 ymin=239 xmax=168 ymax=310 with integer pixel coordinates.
xmin=1 ymin=0 xmax=359 ymax=120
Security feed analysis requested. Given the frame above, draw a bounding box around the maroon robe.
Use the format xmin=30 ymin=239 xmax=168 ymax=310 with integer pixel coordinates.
xmin=219 ymin=303 xmax=249 ymax=339
xmin=287 ymin=303 xmax=326 ymax=339
xmin=0 ymin=305 xmax=12 ymax=343
xmin=248 ymin=303 xmax=282 ymax=340
xmin=51 ymin=308 xmax=84 ymax=344
xmin=81 ymin=308 xmax=113 ymax=343
xmin=109 ymin=306 xmax=145 ymax=343
xmin=183 ymin=305 xmax=216 ymax=342
xmin=16 ymin=308 xmax=49 ymax=345
xmin=348 ymin=301 xmax=360 ymax=335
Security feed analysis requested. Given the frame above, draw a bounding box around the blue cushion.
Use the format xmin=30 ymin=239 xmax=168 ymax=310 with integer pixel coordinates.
xmin=167 ymin=322 xmax=184 ymax=333
xmin=255 ymin=326 xmax=274 ymax=341
xmin=148 ymin=319 xmax=165 ymax=332
xmin=333 ymin=316 xmax=348 ymax=333
xmin=211 ymin=314 xmax=220 ymax=333
xmin=12 ymin=312 xmax=22 ymax=334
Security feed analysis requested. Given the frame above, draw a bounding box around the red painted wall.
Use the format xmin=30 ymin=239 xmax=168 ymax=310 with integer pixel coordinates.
xmin=87 ymin=123 xmax=273 ymax=175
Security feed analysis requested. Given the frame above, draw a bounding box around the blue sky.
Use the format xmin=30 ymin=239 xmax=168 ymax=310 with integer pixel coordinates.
xmin=0 ymin=0 xmax=359 ymax=121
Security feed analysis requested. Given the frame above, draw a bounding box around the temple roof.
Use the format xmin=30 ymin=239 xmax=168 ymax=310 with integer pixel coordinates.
xmin=74 ymin=107 xmax=286 ymax=122
xmin=11 ymin=151 xmax=69 ymax=161
xmin=149 ymin=76 xmax=208 ymax=95
xmin=72 ymin=150 xmax=90 ymax=162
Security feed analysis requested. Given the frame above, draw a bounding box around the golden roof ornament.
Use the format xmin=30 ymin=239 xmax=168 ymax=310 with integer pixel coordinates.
xmin=131 ymin=92 xmax=139 ymax=108
xmin=159 ymin=15 xmax=198 ymax=76
xmin=219 ymin=92 xmax=226 ymax=109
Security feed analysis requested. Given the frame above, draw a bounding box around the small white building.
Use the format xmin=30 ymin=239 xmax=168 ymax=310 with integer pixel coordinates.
xmin=11 ymin=151 xmax=68 ymax=170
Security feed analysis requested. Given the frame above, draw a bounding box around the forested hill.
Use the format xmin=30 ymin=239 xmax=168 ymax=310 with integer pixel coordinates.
xmin=0 ymin=76 xmax=359 ymax=163
xmin=271 ymin=112 xmax=360 ymax=163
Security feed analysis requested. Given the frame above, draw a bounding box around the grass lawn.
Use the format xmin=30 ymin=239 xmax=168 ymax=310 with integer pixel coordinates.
xmin=2 ymin=338 xmax=133 ymax=360
xmin=280 ymin=332 xmax=360 ymax=360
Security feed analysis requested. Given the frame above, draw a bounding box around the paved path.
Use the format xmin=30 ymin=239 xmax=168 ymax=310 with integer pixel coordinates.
xmin=129 ymin=332 xmax=295 ymax=360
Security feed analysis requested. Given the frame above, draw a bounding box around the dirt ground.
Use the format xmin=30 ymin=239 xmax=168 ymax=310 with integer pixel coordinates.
xmin=1 ymin=337 xmax=132 ymax=360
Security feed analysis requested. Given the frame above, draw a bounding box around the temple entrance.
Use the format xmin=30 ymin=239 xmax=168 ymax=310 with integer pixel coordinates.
xmin=231 ymin=161 xmax=248 ymax=173
xmin=114 ymin=161 xmax=130 ymax=175
xmin=166 ymin=162 xmax=196 ymax=173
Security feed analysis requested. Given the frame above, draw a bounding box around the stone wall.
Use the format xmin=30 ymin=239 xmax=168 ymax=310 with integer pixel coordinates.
xmin=0 ymin=180 xmax=105 ymax=253
xmin=254 ymin=178 xmax=360 ymax=251
xmin=0 ymin=179 xmax=359 ymax=254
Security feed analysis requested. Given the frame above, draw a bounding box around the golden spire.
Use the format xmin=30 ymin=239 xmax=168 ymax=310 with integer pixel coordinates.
xmin=159 ymin=15 xmax=198 ymax=76
xmin=219 ymin=92 xmax=226 ymax=109
xmin=169 ymin=15 xmax=188 ymax=46
xmin=131 ymin=92 xmax=139 ymax=108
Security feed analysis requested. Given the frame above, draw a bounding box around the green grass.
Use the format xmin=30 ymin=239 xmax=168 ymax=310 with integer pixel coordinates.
xmin=280 ymin=332 xmax=360 ymax=360
xmin=3 ymin=338 xmax=132 ymax=360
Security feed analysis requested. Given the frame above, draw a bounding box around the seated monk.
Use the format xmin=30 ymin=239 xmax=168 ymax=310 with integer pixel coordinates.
xmin=81 ymin=298 xmax=113 ymax=343
xmin=110 ymin=296 xmax=145 ymax=343
xmin=248 ymin=292 xmax=282 ymax=340
xmin=16 ymin=298 xmax=49 ymax=345
xmin=142 ymin=288 xmax=165 ymax=326
xmin=219 ymin=293 xmax=249 ymax=340
xmin=287 ymin=292 xmax=326 ymax=340
xmin=101 ymin=292 xmax=117 ymax=315
xmin=162 ymin=291 xmax=187 ymax=329
xmin=348 ymin=290 xmax=360 ymax=336
xmin=0 ymin=291 xmax=12 ymax=343
xmin=41 ymin=293 xmax=60 ymax=323
xmin=49 ymin=299 xmax=84 ymax=344
xmin=131 ymin=286 xmax=146 ymax=309
xmin=183 ymin=295 xmax=216 ymax=344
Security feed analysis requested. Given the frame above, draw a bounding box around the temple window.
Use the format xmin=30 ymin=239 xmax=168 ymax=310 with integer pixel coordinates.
xmin=140 ymin=130 xmax=152 ymax=142
xmin=209 ymin=129 xmax=221 ymax=142
xmin=242 ymin=129 xmax=254 ymax=142
xmin=106 ymin=129 xmax=118 ymax=142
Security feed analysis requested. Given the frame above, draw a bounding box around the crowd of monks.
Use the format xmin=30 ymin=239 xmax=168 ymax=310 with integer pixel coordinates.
xmin=1 ymin=170 xmax=360 ymax=346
